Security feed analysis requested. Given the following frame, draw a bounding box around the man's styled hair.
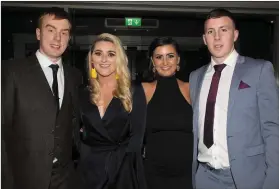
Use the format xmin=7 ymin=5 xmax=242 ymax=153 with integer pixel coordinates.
xmin=37 ymin=7 xmax=72 ymax=30
xmin=205 ymin=8 xmax=237 ymax=31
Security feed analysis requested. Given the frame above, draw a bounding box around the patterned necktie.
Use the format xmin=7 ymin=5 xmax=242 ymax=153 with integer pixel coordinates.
xmin=203 ymin=64 xmax=226 ymax=148
xmin=49 ymin=64 xmax=59 ymax=109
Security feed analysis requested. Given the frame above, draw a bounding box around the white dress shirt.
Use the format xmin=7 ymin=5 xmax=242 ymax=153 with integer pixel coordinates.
xmin=36 ymin=50 xmax=64 ymax=108
xmin=198 ymin=49 xmax=238 ymax=169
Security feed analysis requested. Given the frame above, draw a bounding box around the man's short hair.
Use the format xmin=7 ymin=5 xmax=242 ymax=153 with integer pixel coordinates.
xmin=205 ymin=8 xmax=237 ymax=30
xmin=37 ymin=7 xmax=72 ymax=30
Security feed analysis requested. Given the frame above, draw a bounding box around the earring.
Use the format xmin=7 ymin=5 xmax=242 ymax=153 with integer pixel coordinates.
xmin=177 ymin=65 xmax=180 ymax=71
xmin=115 ymin=73 xmax=119 ymax=80
xmin=151 ymin=58 xmax=156 ymax=73
xmin=91 ymin=68 xmax=97 ymax=79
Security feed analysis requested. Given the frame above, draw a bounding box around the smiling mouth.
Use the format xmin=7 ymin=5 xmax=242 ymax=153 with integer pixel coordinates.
xmin=51 ymin=44 xmax=61 ymax=49
xmin=161 ymin=66 xmax=171 ymax=70
xmin=214 ymin=45 xmax=223 ymax=49
xmin=99 ymin=64 xmax=111 ymax=68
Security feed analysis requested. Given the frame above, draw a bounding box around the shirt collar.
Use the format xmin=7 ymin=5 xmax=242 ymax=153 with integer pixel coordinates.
xmin=210 ymin=49 xmax=239 ymax=68
xmin=36 ymin=50 xmax=62 ymax=68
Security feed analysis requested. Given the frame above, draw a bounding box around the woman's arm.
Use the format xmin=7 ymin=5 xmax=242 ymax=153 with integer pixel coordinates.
xmin=127 ymin=83 xmax=147 ymax=153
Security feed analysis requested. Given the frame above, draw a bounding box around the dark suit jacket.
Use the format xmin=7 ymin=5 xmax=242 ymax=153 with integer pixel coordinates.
xmin=1 ymin=55 xmax=82 ymax=189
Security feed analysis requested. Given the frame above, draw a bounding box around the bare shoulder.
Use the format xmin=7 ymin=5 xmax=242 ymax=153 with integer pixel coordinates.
xmin=177 ymin=79 xmax=191 ymax=104
xmin=177 ymin=79 xmax=190 ymax=91
xmin=141 ymin=81 xmax=156 ymax=104
xmin=142 ymin=81 xmax=156 ymax=92
xmin=142 ymin=82 xmax=152 ymax=90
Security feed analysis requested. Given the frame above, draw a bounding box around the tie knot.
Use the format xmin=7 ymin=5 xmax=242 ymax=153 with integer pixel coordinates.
xmin=214 ymin=64 xmax=226 ymax=72
xmin=49 ymin=64 xmax=59 ymax=72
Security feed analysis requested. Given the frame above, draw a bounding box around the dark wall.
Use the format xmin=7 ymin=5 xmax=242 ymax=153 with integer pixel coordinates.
xmin=238 ymin=20 xmax=273 ymax=61
xmin=1 ymin=6 xmax=275 ymax=68
xmin=75 ymin=16 xmax=204 ymax=37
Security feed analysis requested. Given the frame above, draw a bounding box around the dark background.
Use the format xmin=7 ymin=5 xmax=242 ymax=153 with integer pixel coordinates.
xmin=1 ymin=2 xmax=277 ymax=83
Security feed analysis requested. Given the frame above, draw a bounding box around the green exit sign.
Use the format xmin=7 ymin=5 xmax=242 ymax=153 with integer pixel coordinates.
xmin=125 ymin=17 xmax=141 ymax=27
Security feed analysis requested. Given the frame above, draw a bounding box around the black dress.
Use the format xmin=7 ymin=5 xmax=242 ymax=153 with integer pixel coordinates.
xmin=143 ymin=75 xmax=193 ymax=189
xmin=76 ymin=84 xmax=147 ymax=189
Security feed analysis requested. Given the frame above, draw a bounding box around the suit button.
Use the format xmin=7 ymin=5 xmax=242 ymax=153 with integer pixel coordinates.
xmin=51 ymin=129 xmax=54 ymax=134
xmin=56 ymin=125 xmax=60 ymax=128
xmin=49 ymin=152 xmax=54 ymax=156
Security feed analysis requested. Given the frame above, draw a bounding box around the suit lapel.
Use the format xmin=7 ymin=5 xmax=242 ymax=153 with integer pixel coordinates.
xmin=60 ymin=64 xmax=70 ymax=112
xmin=194 ymin=65 xmax=209 ymax=132
xmin=28 ymin=55 xmax=57 ymax=112
xmin=227 ymin=55 xmax=247 ymax=133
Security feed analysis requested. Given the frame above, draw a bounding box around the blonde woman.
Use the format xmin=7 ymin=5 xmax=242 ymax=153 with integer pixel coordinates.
xmin=76 ymin=33 xmax=147 ymax=189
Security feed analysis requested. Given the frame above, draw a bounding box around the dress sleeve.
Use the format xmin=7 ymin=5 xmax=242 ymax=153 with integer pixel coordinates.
xmin=127 ymin=83 xmax=147 ymax=153
xmin=117 ymin=82 xmax=147 ymax=189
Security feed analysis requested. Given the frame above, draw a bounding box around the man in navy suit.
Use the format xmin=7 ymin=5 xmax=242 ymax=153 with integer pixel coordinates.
xmin=190 ymin=8 xmax=279 ymax=189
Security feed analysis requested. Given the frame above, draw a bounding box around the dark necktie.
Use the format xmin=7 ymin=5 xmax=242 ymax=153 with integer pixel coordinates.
xmin=203 ymin=64 xmax=226 ymax=148
xmin=49 ymin=64 xmax=60 ymax=109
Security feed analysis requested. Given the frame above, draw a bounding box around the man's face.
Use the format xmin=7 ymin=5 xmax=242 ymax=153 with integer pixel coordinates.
xmin=203 ymin=16 xmax=239 ymax=64
xmin=36 ymin=14 xmax=71 ymax=62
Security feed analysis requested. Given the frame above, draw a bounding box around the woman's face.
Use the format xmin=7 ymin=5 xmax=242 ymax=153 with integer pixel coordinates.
xmin=91 ymin=41 xmax=117 ymax=78
xmin=152 ymin=44 xmax=180 ymax=77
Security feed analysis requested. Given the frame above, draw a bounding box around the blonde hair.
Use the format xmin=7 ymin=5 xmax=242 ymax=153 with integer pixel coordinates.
xmin=87 ymin=33 xmax=132 ymax=112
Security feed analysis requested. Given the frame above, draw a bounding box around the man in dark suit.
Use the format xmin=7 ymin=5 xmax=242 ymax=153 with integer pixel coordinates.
xmin=2 ymin=7 xmax=82 ymax=189
xmin=190 ymin=8 xmax=279 ymax=189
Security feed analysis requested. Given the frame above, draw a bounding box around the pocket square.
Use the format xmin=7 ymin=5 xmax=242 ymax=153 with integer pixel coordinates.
xmin=239 ymin=80 xmax=250 ymax=89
